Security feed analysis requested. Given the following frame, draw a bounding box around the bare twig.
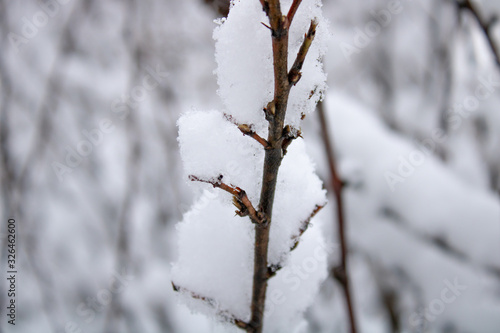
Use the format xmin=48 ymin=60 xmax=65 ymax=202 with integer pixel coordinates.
xmin=457 ymin=0 xmax=500 ymax=67
xmin=247 ymin=1 xmax=318 ymax=332
xmin=317 ymin=100 xmax=358 ymax=333
xmin=286 ymin=0 xmax=303 ymax=29
xmin=224 ymin=113 xmax=270 ymax=148
xmin=290 ymin=204 xmax=324 ymax=250
xmin=267 ymin=204 xmax=324 ymax=278
xmin=189 ymin=175 xmax=266 ymax=225
xmin=289 ymin=20 xmax=317 ymax=86
xmin=172 ymin=282 xmax=250 ymax=328
xmin=201 ymin=1 xmax=319 ymax=331
xmin=238 ymin=124 xmax=271 ymax=148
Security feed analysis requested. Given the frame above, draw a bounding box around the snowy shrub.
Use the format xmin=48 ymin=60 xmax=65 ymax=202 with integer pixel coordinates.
xmin=171 ymin=0 xmax=329 ymax=332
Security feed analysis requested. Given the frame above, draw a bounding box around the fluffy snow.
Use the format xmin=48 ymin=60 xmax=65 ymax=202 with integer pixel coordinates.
xmin=174 ymin=0 xmax=329 ymax=329
xmin=214 ymin=0 xmax=329 ymax=132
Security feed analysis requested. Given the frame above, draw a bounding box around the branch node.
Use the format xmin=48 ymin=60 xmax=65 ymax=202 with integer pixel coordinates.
xmin=238 ymin=124 xmax=270 ymax=148
xmin=189 ymin=175 xmax=266 ymax=225
xmin=332 ymin=266 xmax=347 ymax=286
xmin=263 ymin=101 xmax=276 ymax=121
xmin=266 ymin=264 xmax=282 ymax=279
xmin=282 ymin=125 xmax=302 ymax=155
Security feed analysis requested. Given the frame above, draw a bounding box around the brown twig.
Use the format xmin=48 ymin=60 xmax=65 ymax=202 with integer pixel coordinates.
xmin=238 ymin=124 xmax=271 ymax=148
xmin=289 ymin=20 xmax=317 ymax=86
xmin=247 ymin=1 xmax=317 ymax=332
xmin=223 ymin=113 xmax=270 ymax=148
xmin=290 ymin=204 xmax=324 ymax=250
xmin=317 ymin=100 xmax=358 ymax=333
xmin=172 ymin=282 xmax=250 ymax=328
xmin=196 ymin=1 xmax=318 ymax=331
xmin=267 ymin=204 xmax=324 ymax=279
xmin=457 ymin=0 xmax=500 ymax=67
xmin=189 ymin=175 xmax=266 ymax=225
xmin=286 ymin=0 xmax=303 ymax=29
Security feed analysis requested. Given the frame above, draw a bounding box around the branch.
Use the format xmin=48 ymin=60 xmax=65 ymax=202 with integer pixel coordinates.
xmin=380 ymin=206 xmax=500 ymax=281
xmin=203 ymin=0 xmax=230 ymax=17
xmin=317 ymin=100 xmax=358 ymax=333
xmin=285 ymin=0 xmax=303 ymax=29
xmin=290 ymin=204 xmax=324 ymax=250
xmin=223 ymin=113 xmax=270 ymax=148
xmin=247 ymin=0 xmax=289 ymax=331
xmin=238 ymin=124 xmax=271 ymax=149
xmin=266 ymin=0 xmax=285 ymax=35
xmin=259 ymin=0 xmax=269 ymax=15
xmin=266 ymin=204 xmax=324 ymax=279
xmin=288 ymin=20 xmax=317 ymax=86
xmin=189 ymin=175 xmax=266 ymax=225
xmin=172 ymin=282 xmax=251 ymax=329
xmin=457 ymin=0 xmax=500 ymax=67
xmin=224 ymin=113 xmax=269 ymax=148
xmin=249 ymin=0 xmax=318 ymax=331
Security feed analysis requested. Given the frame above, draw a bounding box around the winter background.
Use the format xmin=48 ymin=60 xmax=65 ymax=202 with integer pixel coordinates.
xmin=1 ymin=0 xmax=500 ymax=332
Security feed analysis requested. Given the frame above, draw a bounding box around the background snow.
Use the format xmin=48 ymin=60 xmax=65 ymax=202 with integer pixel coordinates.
xmin=1 ymin=0 xmax=500 ymax=332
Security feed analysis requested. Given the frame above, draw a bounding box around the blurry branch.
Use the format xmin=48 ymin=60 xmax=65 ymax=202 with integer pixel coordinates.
xmin=4 ymin=4 xmax=87 ymax=332
xmin=0 ymin=47 xmax=14 ymax=207
xmin=203 ymin=0 xmax=230 ymax=17
xmin=380 ymin=287 xmax=400 ymax=333
xmin=425 ymin=1 xmax=454 ymax=159
xmin=380 ymin=206 xmax=500 ymax=280
xmin=456 ymin=0 xmax=500 ymax=68
xmin=17 ymin=2 xmax=84 ymax=192
xmin=105 ymin=1 xmax=147 ymax=330
xmin=317 ymin=100 xmax=358 ymax=333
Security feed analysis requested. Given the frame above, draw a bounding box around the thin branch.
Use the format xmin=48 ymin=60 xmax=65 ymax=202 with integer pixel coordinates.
xmin=290 ymin=204 xmax=324 ymax=250
xmin=261 ymin=22 xmax=272 ymax=31
xmin=224 ymin=113 xmax=270 ymax=148
xmin=317 ymin=100 xmax=358 ymax=333
xmin=289 ymin=20 xmax=317 ymax=86
xmin=248 ymin=0 xmax=318 ymax=331
xmin=267 ymin=204 xmax=324 ymax=278
xmin=457 ymin=0 xmax=500 ymax=67
xmin=259 ymin=0 xmax=269 ymax=15
xmin=380 ymin=206 xmax=500 ymax=281
xmin=189 ymin=175 xmax=266 ymax=225
xmin=172 ymin=282 xmax=250 ymax=328
xmin=285 ymin=0 xmax=303 ymax=29
xmin=238 ymin=124 xmax=270 ymax=148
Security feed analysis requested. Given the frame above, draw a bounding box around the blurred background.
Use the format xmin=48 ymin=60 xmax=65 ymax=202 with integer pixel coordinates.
xmin=1 ymin=0 xmax=500 ymax=332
